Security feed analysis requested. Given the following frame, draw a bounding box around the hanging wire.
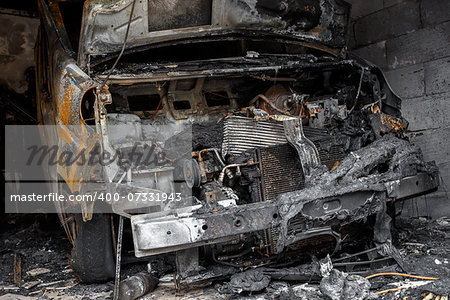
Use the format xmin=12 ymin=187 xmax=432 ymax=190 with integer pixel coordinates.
xmin=348 ymin=66 xmax=365 ymax=114
xmin=100 ymin=0 xmax=137 ymax=89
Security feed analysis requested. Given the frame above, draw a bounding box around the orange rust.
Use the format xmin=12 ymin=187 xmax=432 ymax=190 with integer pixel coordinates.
xmin=60 ymin=165 xmax=83 ymax=193
xmin=60 ymin=86 xmax=75 ymax=125
xmin=59 ymin=129 xmax=100 ymax=193
xmin=48 ymin=1 xmax=65 ymax=27
xmin=57 ymin=125 xmax=73 ymax=144
xmin=371 ymin=104 xmax=381 ymax=114
xmin=304 ymin=5 xmax=316 ymax=13
xmin=13 ymin=253 xmax=22 ymax=286
xmin=331 ymin=161 xmax=340 ymax=171
xmin=310 ymin=25 xmax=323 ymax=35
xmin=381 ymin=113 xmax=406 ymax=132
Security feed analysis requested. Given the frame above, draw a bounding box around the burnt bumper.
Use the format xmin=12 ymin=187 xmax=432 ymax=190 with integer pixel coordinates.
xmin=131 ymin=172 xmax=438 ymax=257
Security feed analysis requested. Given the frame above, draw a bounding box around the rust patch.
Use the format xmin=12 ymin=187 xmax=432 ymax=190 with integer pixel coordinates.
xmin=331 ymin=161 xmax=340 ymax=171
xmin=309 ymin=25 xmax=323 ymax=35
xmin=304 ymin=5 xmax=317 ymax=14
xmin=381 ymin=113 xmax=406 ymax=133
xmin=14 ymin=252 xmax=22 ymax=286
xmin=60 ymin=86 xmax=75 ymax=125
xmin=57 ymin=124 xmax=73 ymax=144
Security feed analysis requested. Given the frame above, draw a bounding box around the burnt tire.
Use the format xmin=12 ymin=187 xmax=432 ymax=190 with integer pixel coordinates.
xmin=70 ymin=213 xmax=115 ymax=283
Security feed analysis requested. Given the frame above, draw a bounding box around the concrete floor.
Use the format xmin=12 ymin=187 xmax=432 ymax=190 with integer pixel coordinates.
xmin=1 ymin=215 xmax=450 ymax=299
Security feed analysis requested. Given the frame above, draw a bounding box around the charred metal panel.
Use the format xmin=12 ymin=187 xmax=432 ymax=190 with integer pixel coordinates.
xmin=131 ymin=135 xmax=439 ymax=256
xmin=147 ymin=0 xmax=212 ymax=31
xmin=37 ymin=0 xmax=102 ymax=200
xmin=78 ymin=0 xmax=350 ymax=67
xmin=132 ymin=202 xmax=281 ymax=256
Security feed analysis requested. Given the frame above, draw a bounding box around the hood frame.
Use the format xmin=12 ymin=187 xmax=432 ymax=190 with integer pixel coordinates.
xmin=78 ymin=0 xmax=351 ymax=69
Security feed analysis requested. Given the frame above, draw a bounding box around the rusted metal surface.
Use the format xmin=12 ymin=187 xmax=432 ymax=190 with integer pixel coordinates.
xmin=13 ymin=253 xmax=22 ymax=286
xmin=260 ymin=85 xmax=302 ymax=115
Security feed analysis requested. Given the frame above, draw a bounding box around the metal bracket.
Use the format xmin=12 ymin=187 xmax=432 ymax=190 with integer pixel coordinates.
xmin=283 ymin=118 xmax=324 ymax=182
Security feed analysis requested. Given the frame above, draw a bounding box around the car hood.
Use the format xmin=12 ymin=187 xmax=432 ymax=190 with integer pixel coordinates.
xmin=78 ymin=0 xmax=350 ymax=68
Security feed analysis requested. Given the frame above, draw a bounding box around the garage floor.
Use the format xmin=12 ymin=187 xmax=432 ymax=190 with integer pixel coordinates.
xmin=1 ymin=215 xmax=449 ymax=299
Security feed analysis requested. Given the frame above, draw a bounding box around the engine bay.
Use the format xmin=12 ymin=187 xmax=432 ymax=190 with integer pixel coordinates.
xmin=83 ymin=61 xmax=438 ymax=284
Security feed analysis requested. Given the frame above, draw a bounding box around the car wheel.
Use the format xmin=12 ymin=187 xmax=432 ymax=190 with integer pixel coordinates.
xmin=70 ymin=213 xmax=115 ymax=282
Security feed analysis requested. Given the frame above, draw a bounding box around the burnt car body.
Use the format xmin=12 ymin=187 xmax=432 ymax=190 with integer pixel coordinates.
xmin=35 ymin=0 xmax=439 ymax=284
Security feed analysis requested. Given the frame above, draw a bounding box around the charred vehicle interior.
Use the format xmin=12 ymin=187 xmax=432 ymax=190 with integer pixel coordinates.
xmin=35 ymin=0 xmax=440 ymax=294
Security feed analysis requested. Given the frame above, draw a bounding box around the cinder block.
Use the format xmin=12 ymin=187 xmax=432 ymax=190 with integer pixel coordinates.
xmin=354 ymin=1 xmax=420 ymax=47
xmin=405 ymin=126 xmax=450 ymax=218
xmin=400 ymin=188 xmax=450 ymax=219
xmin=424 ymin=57 xmax=450 ymax=95
xmin=438 ymin=163 xmax=450 ymax=190
xmin=386 ymin=21 xmax=450 ymax=69
xmin=347 ymin=21 xmax=357 ymax=50
xmin=384 ymin=0 xmax=402 ymax=8
xmin=351 ymin=41 xmax=387 ymax=69
xmin=421 ymin=0 xmax=450 ymax=26
xmin=410 ymin=126 xmax=450 ymax=168
xmin=347 ymin=0 xmax=383 ymax=20
xmin=423 ymin=187 xmax=450 ymax=219
xmin=402 ymin=92 xmax=450 ymax=131
xmin=385 ymin=64 xmax=424 ymax=99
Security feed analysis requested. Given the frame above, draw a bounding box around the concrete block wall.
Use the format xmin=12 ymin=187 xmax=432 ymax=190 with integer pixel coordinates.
xmin=347 ymin=0 xmax=450 ymax=218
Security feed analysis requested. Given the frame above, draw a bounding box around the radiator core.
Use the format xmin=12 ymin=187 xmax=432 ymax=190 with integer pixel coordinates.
xmin=222 ymin=116 xmax=347 ymax=254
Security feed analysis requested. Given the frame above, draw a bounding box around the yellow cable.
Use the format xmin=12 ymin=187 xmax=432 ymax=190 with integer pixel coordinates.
xmin=365 ymin=272 xmax=438 ymax=281
xmin=375 ymin=287 xmax=408 ymax=294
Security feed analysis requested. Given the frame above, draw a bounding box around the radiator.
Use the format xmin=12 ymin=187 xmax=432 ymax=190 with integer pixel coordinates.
xmin=221 ymin=116 xmax=346 ymax=254
xmin=222 ymin=116 xmax=328 ymax=157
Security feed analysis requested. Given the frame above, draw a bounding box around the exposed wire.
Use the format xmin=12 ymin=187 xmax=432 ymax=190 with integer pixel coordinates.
xmin=151 ymin=99 xmax=162 ymax=119
xmin=348 ymin=66 xmax=365 ymax=114
xmin=365 ymin=272 xmax=438 ymax=281
xmin=375 ymin=286 xmax=410 ymax=295
xmin=367 ymin=273 xmax=438 ymax=295
xmin=100 ymin=0 xmax=137 ymax=89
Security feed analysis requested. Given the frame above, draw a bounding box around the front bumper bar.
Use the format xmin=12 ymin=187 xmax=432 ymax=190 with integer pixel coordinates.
xmin=131 ymin=172 xmax=439 ymax=257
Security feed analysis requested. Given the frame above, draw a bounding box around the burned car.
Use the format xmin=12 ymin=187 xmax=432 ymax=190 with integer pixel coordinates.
xmin=35 ymin=0 xmax=439 ymax=287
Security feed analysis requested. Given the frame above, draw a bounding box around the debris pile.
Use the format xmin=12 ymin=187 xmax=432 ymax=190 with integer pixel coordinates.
xmin=0 ymin=215 xmax=450 ymax=299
